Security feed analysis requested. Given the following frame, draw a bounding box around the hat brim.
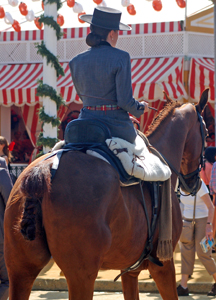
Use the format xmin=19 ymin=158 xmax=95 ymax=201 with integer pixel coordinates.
xmin=79 ymin=14 xmax=132 ymax=31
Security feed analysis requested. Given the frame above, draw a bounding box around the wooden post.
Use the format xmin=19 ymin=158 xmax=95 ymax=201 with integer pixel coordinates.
xmin=43 ymin=1 xmax=58 ymax=153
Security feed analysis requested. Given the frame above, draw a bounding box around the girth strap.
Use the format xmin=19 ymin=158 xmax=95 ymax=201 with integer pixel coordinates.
xmin=114 ymin=181 xmax=163 ymax=282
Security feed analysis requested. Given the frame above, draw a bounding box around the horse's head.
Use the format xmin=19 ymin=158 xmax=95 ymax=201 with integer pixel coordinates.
xmin=179 ymin=88 xmax=209 ymax=195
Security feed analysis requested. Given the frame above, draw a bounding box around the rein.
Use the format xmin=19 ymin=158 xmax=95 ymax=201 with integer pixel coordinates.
xmin=162 ymin=110 xmax=205 ymax=198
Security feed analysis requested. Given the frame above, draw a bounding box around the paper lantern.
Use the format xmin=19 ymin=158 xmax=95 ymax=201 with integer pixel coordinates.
xmin=41 ymin=1 xmax=44 ymax=10
xmin=176 ymin=0 xmax=186 ymax=8
xmin=0 ymin=7 xmax=5 ymax=19
xmin=127 ymin=4 xmax=136 ymax=15
xmin=12 ymin=20 xmax=21 ymax=32
xmin=152 ymin=0 xmax=162 ymax=11
xmin=57 ymin=14 xmax=64 ymax=26
xmin=121 ymin=0 xmax=130 ymax=7
xmin=78 ymin=12 xmax=86 ymax=23
xmin=73 ymin=3 xmax=83 ymax=14
xmin=4 ymin=12 xmax=14 ymax=24
xmin=67 ymin=0 xmax=75 ymax=8
xmin=34 ymin=17 xmax=43 ymax=29
xmin=26 ymin=10 xmax=35 ymax=22
xmin=93 ymin=0 xmax=103 ymax=4
xmin=19 ymin=2 xmax=28 ymax=16
xmin=8 ymin=0 xmax=18 ymax=7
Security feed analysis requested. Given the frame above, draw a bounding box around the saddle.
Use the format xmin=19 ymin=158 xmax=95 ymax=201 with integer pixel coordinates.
xmin=63 ymin=119 xmax=140 ymax=186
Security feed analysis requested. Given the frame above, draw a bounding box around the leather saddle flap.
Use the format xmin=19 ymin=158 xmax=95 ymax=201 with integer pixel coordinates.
xmin=64 ymin=119 xmax=112 ymax=144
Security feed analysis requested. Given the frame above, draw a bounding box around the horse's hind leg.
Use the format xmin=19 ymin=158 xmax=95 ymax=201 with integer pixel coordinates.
xmin=148 ymin=259 xmax=178 ymax=300
xmin=121 ymin=271 xmax=141 ymax=300
xmin=4 ymin=206 xmax=51 ymax=300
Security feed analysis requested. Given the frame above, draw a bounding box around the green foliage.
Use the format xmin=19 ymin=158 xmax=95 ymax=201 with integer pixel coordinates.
xmin=37 ymin=132 xmax=59 ymax=148
xmin=39 ymin=15 xmax=63 ymax=40
xmin=42 ymin=0 xmax=63 ymax=10
xmin=36 ymin=41 xmax=64 ymax=77
xmin=36 ymin=80 xmax=65 ymax=110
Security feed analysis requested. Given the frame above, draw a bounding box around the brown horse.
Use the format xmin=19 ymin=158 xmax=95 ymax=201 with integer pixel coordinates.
xmin=4 ymin=89 xmax=208 ymax=300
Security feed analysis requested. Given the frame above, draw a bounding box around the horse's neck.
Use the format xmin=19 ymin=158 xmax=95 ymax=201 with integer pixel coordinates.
xmin=148 ymin=112 xmax=188 ymax=180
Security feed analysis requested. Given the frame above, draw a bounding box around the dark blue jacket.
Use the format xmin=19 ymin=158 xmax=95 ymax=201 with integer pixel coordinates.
xmin=69 ymin=42 xmax=145 ymax=143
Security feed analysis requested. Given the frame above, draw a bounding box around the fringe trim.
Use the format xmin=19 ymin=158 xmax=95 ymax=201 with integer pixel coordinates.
xmin=156 ymin=240 xmax=173 ymax=261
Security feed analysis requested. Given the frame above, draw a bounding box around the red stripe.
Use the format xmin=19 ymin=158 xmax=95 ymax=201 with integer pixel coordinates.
xmin=18 ymin=89 xmax=23 ymax=105
xmin=152 ymin=23 xmax=157 ymax=33
xmin=31 ymin=104 xmax=40 ymax=145
xmin=169 ymin=22 xmax=174 ymax=32
xmin=25 ymin=30 xmax=29 ymax=40
xmin=189 ymin=59 xmax=196 ymax=99
xmin=79 ymin=27 xmax=83 ymax=38
xmin=66 ymin=87 xmax=73 ymax=102
xmin=71 ymin=28 xmax=75 ymax=38
xmin=87 ymin=27 xmax=91 ymax=35
xmin=3 ymin=32 xmax=6 ymax=41
xmin=135 ymin=24 xmax=140 ymax=34
xmin=63 ymin=28 xmax=67 ymax=38
xmin=33 ymin=30 xmax=37 ymax=40
xmin=132 ymin=59 xmax=153 ymax=82
xmin=199 ymin=64 xmax=205 ymax=96
xmin=161 ymin=22 xmax=165 ymax=33
xmin=149 ymin=57 xmax=179 ymax=83
xmin=148 ymin=83 xmax=155 ymax=99
xmin=17 ymin=31 xmax=22 ymax=41
xmin=26 ymin=89 xmax=31 ymax=104
xmin=209 ymin=69 xmax=215 ymax=100
xmin=144 ymin=23 xmax=148 ymax=33
xmin=2 ymin=90 xmax=8 ymax=105
xmin=138 ymin=82 xmax=146 ymax=98
xmin=11 ymin=89 xmax=15 ymax=103
xmin=10 ymin=31 xmax=14 ymax=41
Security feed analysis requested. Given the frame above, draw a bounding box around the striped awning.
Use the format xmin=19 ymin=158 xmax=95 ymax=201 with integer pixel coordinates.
xmin=189 ymin=57 xmax=215 ymax=103
xmin=132 ymin=57 xmax=187 ymax=101
xmin=0 ymin=57 xmax=187 ymax=107
xmin=0 ymin=62 xmax=81 ymax=107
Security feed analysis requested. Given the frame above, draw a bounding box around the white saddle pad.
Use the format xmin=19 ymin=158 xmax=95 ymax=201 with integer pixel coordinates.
xmin=106 ymin=135 xmax=171 ymax=181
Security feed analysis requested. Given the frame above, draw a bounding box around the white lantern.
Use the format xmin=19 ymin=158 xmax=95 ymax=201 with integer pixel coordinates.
xmin=145 ymin=0 xmax=153 ymax=1
xmin=73 ymin=3 xmax=83 ymax=14
xmin=4 ymin=12 xmax=14 ymax=24
xmin=32 ymin=0 xmax=40 ymax=1
xmin=99 ymin=0 xmax=107 ymax=7
xmin=26 ymin=10 xmax=35 ymax=22
xmin=8 ymin=0 xmax=18 ymax=7
xmin=121 ymin=0 xmax=130 ymax=7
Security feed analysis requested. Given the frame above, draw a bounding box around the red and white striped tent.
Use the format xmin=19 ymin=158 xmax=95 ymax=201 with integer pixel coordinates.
xmin=0 ymin=56 xmax=187 ymax=138
xmin=189 ymin=57 xmax=215 ymax=117
xmin=0 ymin=21 xmax=186 ymax=147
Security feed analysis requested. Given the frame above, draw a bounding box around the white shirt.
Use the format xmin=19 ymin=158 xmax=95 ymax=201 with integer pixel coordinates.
xmin=180 ymin=181 xmax=209 ymax=219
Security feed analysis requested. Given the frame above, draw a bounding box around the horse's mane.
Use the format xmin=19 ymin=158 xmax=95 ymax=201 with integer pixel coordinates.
xmin=146 ymin=99 xmax=182 ymax=137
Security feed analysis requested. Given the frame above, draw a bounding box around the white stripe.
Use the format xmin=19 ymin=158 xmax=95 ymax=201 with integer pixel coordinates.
xmin=1 ymin=65 xmax=21 ymax=87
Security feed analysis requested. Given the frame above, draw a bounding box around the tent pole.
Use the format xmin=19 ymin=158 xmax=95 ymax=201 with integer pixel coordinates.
xmin=43 ymin=2 xmax=58 ymax=153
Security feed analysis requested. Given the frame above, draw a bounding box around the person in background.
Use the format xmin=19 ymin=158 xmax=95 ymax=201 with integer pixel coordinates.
xmin=177 ymin=179 xmax=216 ymax=297
xmin=0 ymin=157 xmax=13 ymax=300
xmin=201 ymin=146 xmax=216 ymax=198
xmin=0 ymin=136 xmax=11 ymax=166
xmin=69 ymin=6 xmax=149 ymax=145
xmin=11 ymin=131 xmax=23 ymax=162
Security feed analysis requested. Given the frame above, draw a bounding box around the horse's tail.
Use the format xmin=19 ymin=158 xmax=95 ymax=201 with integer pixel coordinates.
xmin=19 ymin=161 xmax=51 ymax=241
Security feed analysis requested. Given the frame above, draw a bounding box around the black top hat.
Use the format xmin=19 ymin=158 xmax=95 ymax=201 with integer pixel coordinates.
xmin=79 ymin=7 xmax=131 ymax=31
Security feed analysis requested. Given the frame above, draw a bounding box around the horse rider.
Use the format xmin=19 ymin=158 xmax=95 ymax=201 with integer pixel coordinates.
xmin=69 ymin=6 xmax=149 ymax=144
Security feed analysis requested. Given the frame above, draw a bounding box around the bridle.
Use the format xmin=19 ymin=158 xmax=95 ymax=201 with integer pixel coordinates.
xmin=162 ymin=110 xmax=205 ymax=198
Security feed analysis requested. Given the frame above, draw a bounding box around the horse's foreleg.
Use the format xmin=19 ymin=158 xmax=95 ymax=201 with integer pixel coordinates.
xmin=121 ymin=270 xmax=140 ymax=300
xmin=148 ymin=259 xmax=178 ymax=300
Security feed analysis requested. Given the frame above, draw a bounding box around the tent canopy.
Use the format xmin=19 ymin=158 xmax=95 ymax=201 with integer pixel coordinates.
xmin=0 ymin=57 xmax=187 ymax=107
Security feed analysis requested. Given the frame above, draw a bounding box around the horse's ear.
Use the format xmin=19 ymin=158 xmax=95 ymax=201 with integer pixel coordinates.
xmin=196 ymin=88 xmax=209 ymax=114
xmin=163 ymin=91 xmax=173 ymax=104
